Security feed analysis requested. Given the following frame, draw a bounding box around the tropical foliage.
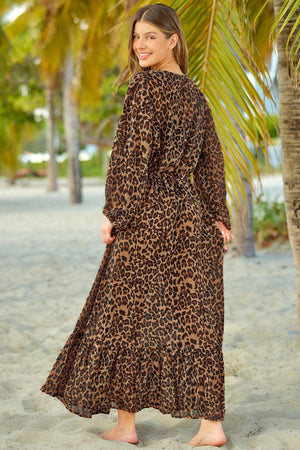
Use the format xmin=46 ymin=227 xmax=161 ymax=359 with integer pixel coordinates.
xmin=0 ymin=4 xmax=44 ymax=181
xmin=0 ymin=1 xmax=130 ymax=189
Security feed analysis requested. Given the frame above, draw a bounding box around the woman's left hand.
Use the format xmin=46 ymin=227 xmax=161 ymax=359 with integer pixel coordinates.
xmin=101 ymin=216 xmax=116 ymax=244
xmin=215 ymin=220 xmax=234 ymax=251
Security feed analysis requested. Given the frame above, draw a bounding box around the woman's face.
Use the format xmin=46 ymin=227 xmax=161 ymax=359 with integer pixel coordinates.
xmin=132 ymin=21 xmax=177 ymax=70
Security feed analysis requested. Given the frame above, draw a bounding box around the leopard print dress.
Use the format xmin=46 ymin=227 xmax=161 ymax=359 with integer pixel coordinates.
xmin=41 ymin=70 xmax=231 ymax=422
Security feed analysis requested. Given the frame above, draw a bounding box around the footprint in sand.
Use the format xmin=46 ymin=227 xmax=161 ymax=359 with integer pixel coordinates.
xmin=224 ymin=412 xmax=260 ymax=437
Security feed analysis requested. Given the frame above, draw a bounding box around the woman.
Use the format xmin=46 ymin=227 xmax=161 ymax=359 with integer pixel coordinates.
xmin=41 ymin=3 xmax=233 ymax=448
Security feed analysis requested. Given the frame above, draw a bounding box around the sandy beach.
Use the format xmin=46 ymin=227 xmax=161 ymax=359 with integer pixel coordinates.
xmin=0 ymin=176 xmax=299 ymax=449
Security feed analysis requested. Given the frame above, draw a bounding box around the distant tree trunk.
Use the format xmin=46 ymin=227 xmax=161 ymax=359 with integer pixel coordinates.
xmin=63 ymin=48 xmax=82 ymax=203
xmin=230 ymin=169 xmax=256 ymax=257
xmin=230 ymin=126 xmax=256 ymax=257
xmin=102 ymin=147 xmax=109 ymax=177
xmin=274 ymin=0 xmax=300 ymax=330
xmin=46 ymin=85 xmax=58 ymax=192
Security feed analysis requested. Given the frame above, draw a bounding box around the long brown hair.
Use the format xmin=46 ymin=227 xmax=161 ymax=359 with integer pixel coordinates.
xmin=116 ymin=3 xmax=188 ymax=87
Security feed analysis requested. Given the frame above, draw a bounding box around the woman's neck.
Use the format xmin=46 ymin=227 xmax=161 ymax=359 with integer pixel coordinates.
xmin=150 ymin=60 xmax=184 ymax=75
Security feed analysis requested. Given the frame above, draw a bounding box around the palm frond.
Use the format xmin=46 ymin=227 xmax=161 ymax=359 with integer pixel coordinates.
xmin=173 ymin=0 xmax=273 ymax=205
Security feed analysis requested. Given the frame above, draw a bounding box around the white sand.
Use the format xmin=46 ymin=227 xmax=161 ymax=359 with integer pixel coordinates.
xmin=0 ymin=177 xmax=299 ymax=449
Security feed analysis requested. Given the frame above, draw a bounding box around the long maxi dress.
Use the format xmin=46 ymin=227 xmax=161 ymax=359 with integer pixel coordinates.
xmin=41 ymin=70 xmax=231 ymax=422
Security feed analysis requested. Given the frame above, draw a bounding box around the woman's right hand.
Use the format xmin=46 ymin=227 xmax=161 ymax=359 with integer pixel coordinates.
xmin=101 ymin=216 xmax=116 ymax=244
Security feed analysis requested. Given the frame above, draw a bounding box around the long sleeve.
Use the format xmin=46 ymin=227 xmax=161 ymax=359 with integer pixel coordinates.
xmin=193 ymin=95 xmax=231 ymax=230
xmin=102 ymin=73 xmax=153 ymax=231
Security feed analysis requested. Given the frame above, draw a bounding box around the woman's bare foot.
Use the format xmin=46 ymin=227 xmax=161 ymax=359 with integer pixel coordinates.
xmin=99 ymin=424 xmax=138 ymax=444
xmin=99 ymin=409 xmax=138 ymax=445
xmin=188 ymin=419 xmax=226 ymax=447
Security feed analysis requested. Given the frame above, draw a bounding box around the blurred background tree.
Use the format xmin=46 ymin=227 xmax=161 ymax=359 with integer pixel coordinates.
xmin=10 ymin=0 xmax=131 ymax=202
xmin=2 ymin=0 xmax=132 ymax=200
xmin=0 ymin=1 xmax=44 ymax=183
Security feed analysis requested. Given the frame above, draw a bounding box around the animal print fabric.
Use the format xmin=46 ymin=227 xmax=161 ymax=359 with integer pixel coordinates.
xmin=41 ymin=70 xmax=231 ymax=421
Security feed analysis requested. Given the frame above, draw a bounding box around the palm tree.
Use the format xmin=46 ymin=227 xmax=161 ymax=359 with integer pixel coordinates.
xmin=39 ymin=0 xmax=128 ymax=202
xmin=36 ymin=1 xmax=86 ymax=203
xmin=273 ymin=0 xmax=300 ymax=329
xmin=3 ymin=2 xmax=60 ymax=190
xmin=13 ymin=0 xmax=126 ymax=202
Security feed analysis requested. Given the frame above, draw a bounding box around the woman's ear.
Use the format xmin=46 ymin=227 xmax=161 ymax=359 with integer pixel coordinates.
xmin=169 ymin=33 xmax=179 ymax=49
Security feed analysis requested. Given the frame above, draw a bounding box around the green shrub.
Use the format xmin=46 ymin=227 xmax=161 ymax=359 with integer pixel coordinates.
xmin=17 ymin=154 xmax=106 ymax=178
xmin=253 ymin=195 xmax=288 ymax=247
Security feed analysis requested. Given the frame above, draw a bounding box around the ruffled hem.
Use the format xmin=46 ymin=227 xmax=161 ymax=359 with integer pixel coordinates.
xmin=40 ymin=389 xmax=225 ymax=421
xmin=40 ymin=342 xmax=225 ymax=422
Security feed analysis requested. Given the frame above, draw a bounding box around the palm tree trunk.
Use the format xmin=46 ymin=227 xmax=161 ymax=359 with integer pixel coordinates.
xmin=46 ymin=84 xmax=58 ymax=192
xmin=63 ymin=48 xmax=82 ymax=204
xmin=273 ymin=0 xmax=300 ymax=330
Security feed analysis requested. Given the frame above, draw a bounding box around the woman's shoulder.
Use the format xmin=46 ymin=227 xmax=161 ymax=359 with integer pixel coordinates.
xmin=127 ymin=72 xmax=151 ymax=98
xmin=127 ymin=71 xmax=171 ymax=102
xmin=126 ymin=70 xmax=208 ymax=111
